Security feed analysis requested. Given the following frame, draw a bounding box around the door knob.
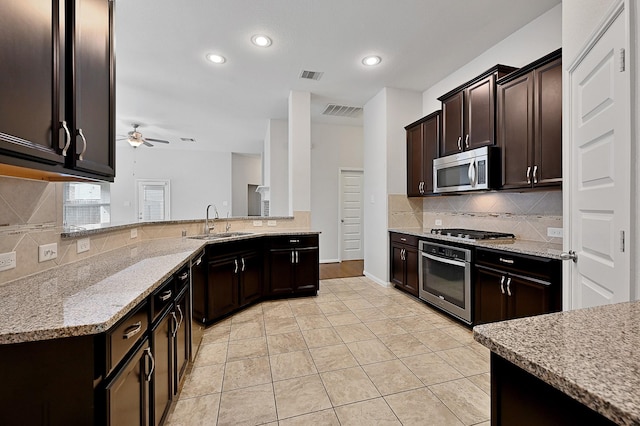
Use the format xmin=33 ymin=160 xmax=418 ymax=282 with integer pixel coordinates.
xmin=560 ymin=250 xmax=578 ymax=263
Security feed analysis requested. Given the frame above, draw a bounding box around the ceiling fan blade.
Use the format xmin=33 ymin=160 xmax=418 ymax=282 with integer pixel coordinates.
xmin=116 ymin=137 xmax=128 ymax=141
xmin=144 ymin=138 xmax=170 ymax=144
xmin=143 ymin=141 xmax=154 ymax=147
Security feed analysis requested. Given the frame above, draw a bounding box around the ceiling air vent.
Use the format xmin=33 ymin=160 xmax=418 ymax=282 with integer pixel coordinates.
xmin=299 ymin=70 xmax=324 ymax=80
xmin=180 ymin=138 xmax=196 ymax=142
xmin=322 ymin=104 xmax=363 ymax=118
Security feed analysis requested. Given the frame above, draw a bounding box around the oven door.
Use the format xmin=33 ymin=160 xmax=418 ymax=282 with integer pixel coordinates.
xmin=419 ymin=250 xmax=472 ymax=324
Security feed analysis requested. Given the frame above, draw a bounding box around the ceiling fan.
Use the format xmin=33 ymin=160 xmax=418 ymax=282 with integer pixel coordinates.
xmin=117 ymin=123 xmax=171 ymax=148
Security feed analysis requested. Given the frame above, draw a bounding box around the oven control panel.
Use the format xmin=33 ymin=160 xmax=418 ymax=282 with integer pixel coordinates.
xmin=420 ymin=241 xmax=471 ymax=262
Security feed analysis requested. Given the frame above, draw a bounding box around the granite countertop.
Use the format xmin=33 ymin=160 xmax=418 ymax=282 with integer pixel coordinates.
xmin=473 ymin=301 xmax=640 ymax=426
xmin=0 ymin=230 xmax=320 ymax=345
xmin=389 ymin=228 xmax=563 ymax=259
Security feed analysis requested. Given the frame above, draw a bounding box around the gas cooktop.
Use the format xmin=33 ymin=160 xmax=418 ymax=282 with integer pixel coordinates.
xmin=430 ymin=228 xmax=515 ymax=241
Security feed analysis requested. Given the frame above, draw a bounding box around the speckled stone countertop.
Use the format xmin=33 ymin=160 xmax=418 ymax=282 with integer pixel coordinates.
xmin=389 ymin=228 xmax=563 ymax=259
xmin=473 ymin=301 xmax=640 ymax=426
xmin=0 ymin=230 xmax=319 ymax=345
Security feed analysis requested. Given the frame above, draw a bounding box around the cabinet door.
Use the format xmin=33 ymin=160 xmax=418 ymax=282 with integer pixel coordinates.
xmin=152 ymin=313 xmax=172 ymax=426
xmin=268 ymin=249 xmax=295 ymax=295
xmin=106 ymin=341 xmax=150 ymax=426
xmin=208 ymin=256 xmax=240 ymax=318
xmin=191 ymin=253 xmax=207 ymax=323
xmin=294 ymin=247 xmax=319 ymax=292
xmin=422 ymin=114 xmax=440 ymax=193
xmin=465 ymin=75 xmax=495 ymax=150
xmin=404 ymin=246 xmax=419 ymax=297
xmin=506 ymin=275 xmax=551 ymax=321
xmin=533 ymin=57 xmax=562 ymax=187
xmin=69 ymin=0 xmax=115 ymax=178
xmin=0 ymin=0 xmax=66 ymax=166
xmin=498 ymin=72 xmax=534 ymax=189
xmin=474 ymin=267 xmax=507 ymax=325
xmin=174 ymin=290 xmax=190 ymax=392
xmin=406 ymin=123 xmax=424 ymax=196
xmin=390 ymin=245 xmax=405 ymax=287
xmin=440 ymin=92 xmax=464 ymax=156
xmin=240 ymin=251 xmax=263 ymax=305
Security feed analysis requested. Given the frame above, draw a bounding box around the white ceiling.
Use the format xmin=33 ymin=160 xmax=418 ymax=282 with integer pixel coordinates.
xmin=115 ymin=0 xmax=560 ymax=153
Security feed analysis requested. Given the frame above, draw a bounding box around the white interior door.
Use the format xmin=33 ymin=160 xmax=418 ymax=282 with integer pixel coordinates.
xmin=340 ymin=170 xmax=364 ymax=261
xmin=137 ymin=179 xmax=171 ymax=222
xmin=566 ymin=2 xmax=631 ymax=309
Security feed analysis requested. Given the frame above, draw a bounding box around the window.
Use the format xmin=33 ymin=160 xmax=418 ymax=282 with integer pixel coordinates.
xmin=63 ymin=182 xmax=111 ymax=228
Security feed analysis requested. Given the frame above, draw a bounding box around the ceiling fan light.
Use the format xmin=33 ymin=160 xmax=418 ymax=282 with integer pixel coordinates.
xmin=128 ymin=137 xmax=143 ymax=148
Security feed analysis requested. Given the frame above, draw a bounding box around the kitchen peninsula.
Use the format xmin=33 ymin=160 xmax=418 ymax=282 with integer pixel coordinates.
xmin=474 ymin=302 xmax=640 ymax=425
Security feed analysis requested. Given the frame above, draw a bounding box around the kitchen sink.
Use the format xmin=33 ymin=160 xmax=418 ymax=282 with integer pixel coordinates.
xmin=190 ymin=232 xmax=254 ymax=240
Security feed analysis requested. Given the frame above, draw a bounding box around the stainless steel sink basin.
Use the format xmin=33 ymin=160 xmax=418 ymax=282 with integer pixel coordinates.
xmin=190 ymin=232 xmax=253 ymax=240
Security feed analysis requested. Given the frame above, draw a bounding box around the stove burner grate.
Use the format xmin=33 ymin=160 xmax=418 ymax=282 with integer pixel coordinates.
xmin=430 ymin=228 xmax=515 ymax=241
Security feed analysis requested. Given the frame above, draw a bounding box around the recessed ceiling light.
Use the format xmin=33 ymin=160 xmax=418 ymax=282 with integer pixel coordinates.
xmin=251 ymin=34 xmax=272 ymax=47
xmin=206 ymin=53 xmax=226 ymax=64
xmin=362 ymin=55 xmax=381 ymax=66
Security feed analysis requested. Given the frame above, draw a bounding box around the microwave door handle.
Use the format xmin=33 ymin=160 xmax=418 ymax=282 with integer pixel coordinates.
xmin=422 ymin=251 xmax=467 ymax=268
xmin=468 ymin=160 xmax=476 ymax=187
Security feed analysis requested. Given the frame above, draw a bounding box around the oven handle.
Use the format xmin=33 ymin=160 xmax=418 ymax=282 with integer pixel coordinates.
xmin=422 ymin=251 xmax=467 ymax=268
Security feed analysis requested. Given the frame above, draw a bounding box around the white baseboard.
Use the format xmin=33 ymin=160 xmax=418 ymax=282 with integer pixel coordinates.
xmin=320 ymin=258 xmax=340 ymax=264
xmin=363 ymin=271 xmax=391 ymax=288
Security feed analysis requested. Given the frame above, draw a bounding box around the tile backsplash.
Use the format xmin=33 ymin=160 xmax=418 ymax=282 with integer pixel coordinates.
xmin=389 ymin=190 xmax=563 ymax=243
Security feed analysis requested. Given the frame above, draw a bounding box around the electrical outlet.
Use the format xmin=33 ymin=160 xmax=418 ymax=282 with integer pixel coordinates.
xmin=267 ymin=220 xmax=277 ymax=227
xmin=253 ymin=220 xmax=263 ymax=227
xmin=38 ymin=243 xmax=58 ymax=262
xmin=547 ymin=227 xmax=563 ymax=238
xmin=131 ymin=228 xmax=138 ymax=239
xmin=435 ymin=219 xmax=443 ymax=226
xmin=0 ymin=252 xmax=16 ymax=272
xmin=77 ymin=237 xmax=90 ymax=254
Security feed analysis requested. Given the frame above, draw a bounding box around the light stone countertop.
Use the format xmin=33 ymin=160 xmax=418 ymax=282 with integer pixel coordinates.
xmin=473 ymin=301 xmax=640 ymax=426
xmin=389 ymin=228 xmax=563 ymax=259
xmin=0 ymin=231 xmax=320 ymax=345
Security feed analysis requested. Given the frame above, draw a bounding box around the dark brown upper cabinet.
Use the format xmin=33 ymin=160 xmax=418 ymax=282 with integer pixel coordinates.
xmin=0 ymin=0 xmax=115 ymax=181
xmin=405 ymin=111 xmax=440 ymax=197
xmin=497 ymin=49 xmax=562 ymax=190
xmin=438 ymin=65 xmax=517 ymax=157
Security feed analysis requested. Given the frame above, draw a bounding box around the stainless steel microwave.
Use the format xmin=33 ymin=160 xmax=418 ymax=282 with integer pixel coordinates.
xmin=433 ymin=146 xmax=500 ymax=193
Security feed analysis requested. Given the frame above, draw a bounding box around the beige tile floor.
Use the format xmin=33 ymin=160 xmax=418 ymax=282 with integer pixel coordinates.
xmin=167 ymin=277 xmax=491 ymax=426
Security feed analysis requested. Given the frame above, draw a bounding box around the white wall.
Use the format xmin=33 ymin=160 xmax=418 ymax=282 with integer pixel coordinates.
xmin=231 ymin=153 xmax=262 ymax=217
xmin=268 ymin=119 xmax=289 ymax=216
xmin=562 ymin=0 xmax=617 ymax=63
xmin=422 ymin=4 xmax=562 ymax=113
xmin=288 ymin=91 xmax=311 ymax=214
xmin=110 ymin=145 xmax=231 ymax=223
xmin=310 ymin=123 xmax=364 ymax=262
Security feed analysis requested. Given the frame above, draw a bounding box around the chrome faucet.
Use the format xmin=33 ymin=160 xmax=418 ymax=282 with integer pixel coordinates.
xmin=226 ymin=212 xmax=231 ymax=232
xmin=205 ymin=204 xmax=215 ymax=235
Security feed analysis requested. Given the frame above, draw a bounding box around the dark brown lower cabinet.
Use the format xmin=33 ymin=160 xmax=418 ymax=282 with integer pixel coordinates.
xmin=174 ymin=288 xmax=190 ymax=389
xmin=152 ymin=311 xmax=173 ymax=426
xmin=265 ymin=235 xmax=319 ymax=296
xmin=389 ymin=232 xmax=419 ymax=297
xmin=208 ymin=254 xmax=240 ymax=318
xmin=491 ymin=353 xmax=616 ymax=425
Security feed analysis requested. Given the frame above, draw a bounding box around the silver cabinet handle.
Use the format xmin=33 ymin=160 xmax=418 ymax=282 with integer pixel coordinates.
xmin=178 ymin=272 xmax=189 ymax=281
xmin=144 ymin=348 xmax=155 ymax=382
xmin=457 ymin=136 xmax=462 ymax=151
xmin=295 ymin=251 xmax=299 ymax=263
xmin=195 ymin=256 xmax=203 ymax=266
xmin=402 ymin=248 xmax=406 ymax=261
xmin=526 ymin=166 xmax=531 ymax=184
xmin=234 ymin=259 xmax=238 ymax=274
xmin=499 ymin=257 xmax=514 ymax=264
xmin=533 ymin=165 xmax=538 ymax=184
xmin=560 ymin=251 xmax=578 ymax=262
xmin=464 ymin=134 xmax=469 ymax=149
xmin=506 ymin=277 xmax=512 ymax=296
xmin=176 ymin=304 xmax=183 ymax=331
xmin=241 ymin=257 xmax=245 ymax=272
xmin=291 ymin=251 xmax=295 ymax=263
xmin=159 ymin=290 xmax=172 ymax=302
xmin=60 ymin=121 xmax=71 ymax=156
xmin=77 ymin=128 xmax=87 ymax=160
xmin=170 ymin=311 xmax=178 ymax=337
xmin=421 ymin=181 xmax=425 ymax=194
xmin=123 ymin=321 xmax=142 ymax=339
xmin=500 ymin=276 xmax=505 ymax=294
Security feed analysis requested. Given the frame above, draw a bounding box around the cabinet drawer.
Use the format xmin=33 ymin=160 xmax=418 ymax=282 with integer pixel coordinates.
xmin=475 ymin=248 xmax=559 ymax=281
xmin=390 ymin=233 xmax=418 ymax=247
xmin=152 ymin=277 xmax=175 ymax=323
xmin=267 ymin=234 xmax=318 ymax=249
xmin=106 ymin=301 xmax=149 ymax=375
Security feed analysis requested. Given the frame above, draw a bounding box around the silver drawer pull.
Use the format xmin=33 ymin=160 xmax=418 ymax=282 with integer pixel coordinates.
xmin=123 ymin=321 xmax=142 ymax=339
xmin=499 ymin=257 xmax=514 ymax=264
xmin=400 ymin=238 xmax=407 ymax=242
xmin=159 ymin=290 xmax=172 ymax=302
xmin=290 ymin=239 xmax=299 ymax=243
xmin=195 ymin=256 xmax=203 ymax=266
xmin=178 ymin=272 xmax=189 ymax=281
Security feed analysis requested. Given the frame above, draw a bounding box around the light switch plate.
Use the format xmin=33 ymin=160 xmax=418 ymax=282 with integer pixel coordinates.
xmin=267 ymin=220 xmax=277 ymax=227
xmin=0 ymin=252 xmax=16 ymax=271
xmin=435 ymin=219 xmax=443 ymax=226
xmin=547 ymin=227 xmax=563 ymax=238
xmin=77 ymin=237 xmax=90 ymax=254
xmin=131 ymin=228 xmax=138 ymax=239
xmin=253 ymin=220 xmax=263 ymax=227
xmin=39 ymin=243 xmax=58 ymax=262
